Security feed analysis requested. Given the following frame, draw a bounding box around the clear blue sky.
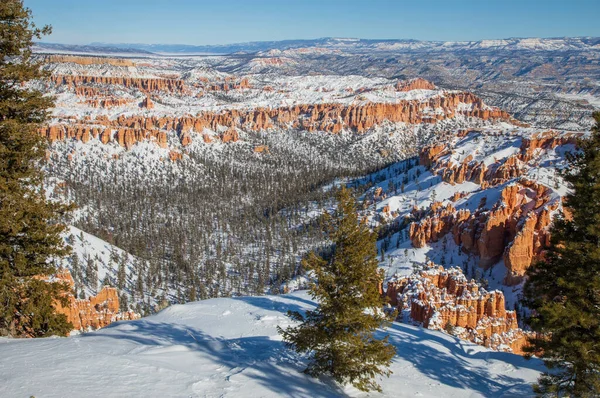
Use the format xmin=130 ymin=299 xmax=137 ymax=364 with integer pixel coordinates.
xmin=24 ymin=0 xmax=600 ymax=45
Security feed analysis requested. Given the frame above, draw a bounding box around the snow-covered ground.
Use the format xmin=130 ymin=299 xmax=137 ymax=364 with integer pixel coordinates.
xmin=0 ymin=290 xmax=543 ymax=398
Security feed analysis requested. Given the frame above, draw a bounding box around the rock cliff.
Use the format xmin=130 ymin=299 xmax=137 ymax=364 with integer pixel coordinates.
xmin=396 ymin=78 xmax=436 ymax=92
xmin=405 ymin=129 xmax=579 ymax=285
xmin=51 ymin=75 xmax=187 ymax=94
xmin=409 ymin=179 xmax=558 ymax=284
xmin=41 ymin=91 xmax=511 ymax=150
xmin=44 ymin=55 xmax=136 ymax=67
xmin=54 ymin=269 xmax=138 ymax=332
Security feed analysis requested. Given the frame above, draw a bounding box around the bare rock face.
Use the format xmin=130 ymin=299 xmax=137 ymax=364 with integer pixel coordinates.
xmin=419 ymin=144 xmax=447 ymax=168
xmin=208 ymin=77 xmax=252 ymax=91
xmin=53 ymin=269 xmax=138 ymax=332
xmin=85 ymin=97 xmax=130 ymax=108
xmin=409 ymin=202 xmax=457 ymax=248
xmin=40 ymin=124 xmax=167 ymax=150
xmin=168 ymin=151 xmax=183 ymax=161
xmin=420 ymin=131 xmax=580 ymax=190
xmin=51 ymin=75 xmax=187 ymax=94
xmin=253 ymin=145 xmax=269 ymax=153
xmin=387 ymin=263 xmax=530 ymax=354
xmin=221 ymin=127 xmax=239 ymax=143
xmin=44 ymin=55 xmax=135 ymax=67
xmin=407 ymin=130 xmax=580 ymax=284
xmin=40 ymin=89 xmax=512 ymax=152
xmin=520 ymin=131 xmax=579 ymax=162
xmin=140 ymin=96 xmax=154 ymax=109
xmin=409 ymin=178 xmax=557 ymax=283
xmin=180 ymin=132 xmax=192 ymax=146
xmin=395 ymin=78 xmax=436 ymax=92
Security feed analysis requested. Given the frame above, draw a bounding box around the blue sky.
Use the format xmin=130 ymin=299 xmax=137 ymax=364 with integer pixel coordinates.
xmin=24 ymin=0 xmax=600 ymax=45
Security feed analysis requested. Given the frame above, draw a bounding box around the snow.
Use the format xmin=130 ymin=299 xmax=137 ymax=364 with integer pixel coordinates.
xmin=363 ymin=127 xmax=580 ymax=309
xmin=0 ymin=291 xmax=544 ymax=397
xmin=555 ymin=92 xmax=600 ymax=109
xmin=35 ymin=56 xmax=466 ymax=121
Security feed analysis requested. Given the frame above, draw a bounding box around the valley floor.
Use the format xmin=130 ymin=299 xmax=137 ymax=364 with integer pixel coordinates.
xmin=0 ymin=291 xmax=544 ymax=397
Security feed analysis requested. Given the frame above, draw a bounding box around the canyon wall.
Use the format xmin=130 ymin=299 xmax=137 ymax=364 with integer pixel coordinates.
xmin=44 ymin=55 xmax=136 ymax=67
xmin=406 ymin=131 xmax=580 ymax=285
xmin=41 ymin=91 xmax=512 ymax=150
xmin=50 ymin=75 xmax=187 ymax=94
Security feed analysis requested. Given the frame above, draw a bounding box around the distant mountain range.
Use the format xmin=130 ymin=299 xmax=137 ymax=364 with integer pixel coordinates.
xmin=35 ymin=36 xmax=600 ymax=55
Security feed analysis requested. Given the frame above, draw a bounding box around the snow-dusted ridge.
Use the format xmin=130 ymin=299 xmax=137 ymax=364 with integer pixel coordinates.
xmin=0 ymin=291 xmax=544 ymax=397
xmin=36 ymin=36 xmax=600 ymax=55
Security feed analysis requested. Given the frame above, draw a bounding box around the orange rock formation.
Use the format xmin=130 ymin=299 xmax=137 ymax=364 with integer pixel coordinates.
xmin=54 ymin=269 xmax=138 ymax=332
xmin=395 ymin=78 xmax=436 ymax=92
xmin=409 ymin=179 xmax=557 ymax=284
xmin=51 ymin=74 xmax=186 ymax=94
xmin=41 ymin=91 xmax=511 ymax=151
xmin=44 ymin=55 xmax=136 ymax=67
xmin=386 ymin=264 xmax=530 ymax=354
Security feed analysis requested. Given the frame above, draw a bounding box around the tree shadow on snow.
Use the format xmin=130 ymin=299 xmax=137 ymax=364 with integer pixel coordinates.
xmin=231 ymin=295 xmax=312 ymax=318
xmin=83 ymin=313 xmax=343 ymax=397
xmin=383 ymin=323 xmax=544 ymax=397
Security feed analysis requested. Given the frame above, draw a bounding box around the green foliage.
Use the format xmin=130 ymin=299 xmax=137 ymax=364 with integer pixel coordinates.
xmin=0 ymin=1 xmax=72 ymax=337
xmin=523 ymin=112 xmax=600 ymax=396
xmin=278 ymin=187 xmax=396 ymax=392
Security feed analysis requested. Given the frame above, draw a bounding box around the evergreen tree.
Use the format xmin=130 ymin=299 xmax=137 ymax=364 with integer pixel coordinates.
xmin=278 ymin=187 xmax=396 ymax=392
xmin=117 ymin=256 xmax=127 ymax=290
xmin=523 ymin=112 xmax=600 ymax=396
xmin=0 ymin=1 xmax=72 ymax=337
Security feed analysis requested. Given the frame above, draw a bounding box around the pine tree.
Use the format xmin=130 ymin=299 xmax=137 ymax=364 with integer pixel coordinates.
xmin=278 ymin=187 xmax=396 ymax=392
xmin=0 ymin=1 xmax=72 ymax=337
xmin=523 ymin=112 xmax=600 ymax=396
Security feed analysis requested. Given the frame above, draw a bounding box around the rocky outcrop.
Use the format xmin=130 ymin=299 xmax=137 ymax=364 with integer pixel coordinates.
xmin=221 ymin=127 xmax=239 ymax=143
xmin=254 ymin=145 xmax=269 ymax=153
xmin=39 ymin=124 xmax=168 ymax=149
xmin=409 ymin=202 xmax=460 ymax=248
xmin=409 ymin=179 xmax=558 ymax=283
xmin=51 ymin=75 xmax=186 ymax=94
xmin=520 ymin=131 xmax=580 ymax=162
xmin=396 ymin=78 xmax=436 ymax=91
xmin=75 ymin=86 xmax=101 ymax=97
xmin=53 ymin=269 xmax=138 ymax=332
xmin=140 ymin=96 xmax=154 ymax=109
xmin=85 ymin=97 xmax=131 ymax=108
xmin=387 ymin=264 xmax=530 ymax=354
xmin=419 ymin=144 xmax=447 ymax=168
xmin=422 ymin=149 xmax=526 ymax=188
xmin=41 ymin=91 xmax=511 ymax=151
xmin=208 ymin=77 xmax=251 ymax=91
xmin=44 ymin=55 xmax=136 ymax=67
xmin=168 ymin=151 xmax=183 ymax=161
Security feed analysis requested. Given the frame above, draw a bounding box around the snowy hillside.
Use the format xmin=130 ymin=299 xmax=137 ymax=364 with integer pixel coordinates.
xmin=359 ymin=126 xmax=580 ymax=310
xmin=0 ymin=291 xmax=544 ymax=398
xmin=59 ymin=226 xmax=159 ymax=312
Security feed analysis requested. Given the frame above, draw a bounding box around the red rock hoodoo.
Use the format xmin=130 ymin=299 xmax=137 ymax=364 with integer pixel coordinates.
xmin=386 ymin=264 xmax=530 ymax=354
xmin=41 ymin=91 xmax=511 ymax=151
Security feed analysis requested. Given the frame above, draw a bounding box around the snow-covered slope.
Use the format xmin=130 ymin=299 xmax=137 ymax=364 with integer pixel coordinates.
xmin=0 ymin=290 xmax=544 ymax=398
xmin=60 ymin=225 xmax=158 ymax=312
xmin=357 ymin=126 xmax=580 ymax=311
